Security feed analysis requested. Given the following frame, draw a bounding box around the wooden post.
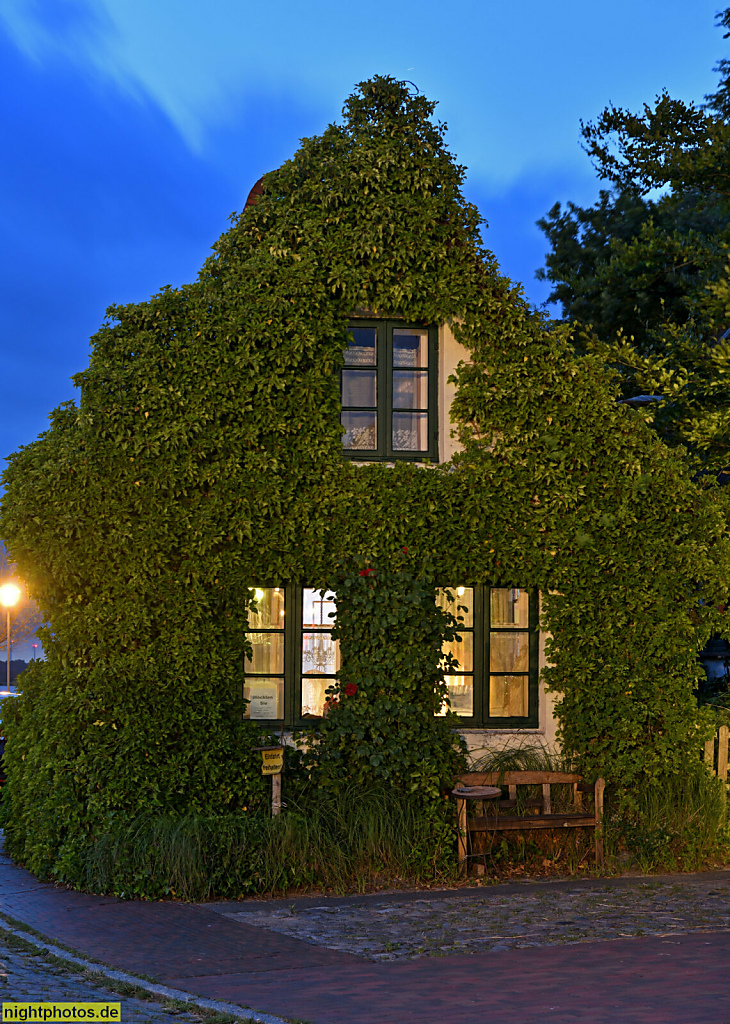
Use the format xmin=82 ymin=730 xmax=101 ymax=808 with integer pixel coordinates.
xmin=541 ymin=783 xmax=552 ymax=815
xmin=254 ymin=746 xmax=284 ymax=817
xmin=705 ymin=736 xmax=716 ymax=773
xmin=272 ymin=773 xmax=282 ymax=817
xmin=594 ymin=778 xmax=605 ymax=867
xmin=457 ymin=796 xmax=468 ymax=872
xmin=718 ymin=726 xmax=729 ymax=784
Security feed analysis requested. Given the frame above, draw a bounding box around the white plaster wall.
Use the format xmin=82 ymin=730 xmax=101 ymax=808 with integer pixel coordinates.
xmin=438 ymin=321 xmax=469 ymax=464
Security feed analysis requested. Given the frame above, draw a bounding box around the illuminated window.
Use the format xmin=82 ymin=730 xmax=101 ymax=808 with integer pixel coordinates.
xmin=243 ymin=588 xmax=285 ymax=720
xmin=243 ymin=586 xmax=538 ymax=728
xmin=437 ymin=587 xmax=539 ymax=727
xmin=300 ymin=588 xmax=340 ymax=718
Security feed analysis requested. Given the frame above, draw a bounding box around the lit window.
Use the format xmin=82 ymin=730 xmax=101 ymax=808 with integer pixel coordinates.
xmin=300 ymin=588 xmax=340 ymax=718
xmin=437 ymin=587 xmax=475 ymax=716
xmin=436 ymin=587 xmax=538 ymax=726
xmin=243 ymin=588 xmax=285 ymax=720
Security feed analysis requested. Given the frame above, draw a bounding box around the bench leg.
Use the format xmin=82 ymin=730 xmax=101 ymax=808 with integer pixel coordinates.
xmin=457 ymin=798 xmax=467 ymax=873
xmin=594 ymin=777 xmax=605 ymax=869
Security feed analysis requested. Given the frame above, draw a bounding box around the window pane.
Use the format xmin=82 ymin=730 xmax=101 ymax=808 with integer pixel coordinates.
xmin=393 ymin=329 xmax=428 ymax=368
xmin=490 ymin=588 xmax=529 ymax=627
xmin=440 ymin=676 xmax=474 ymax=716
xmin=489 ymin=675 xmax=528 ymax=717
xmin=344 ymin=327 xmax=377 ymax=366
xmin=302 ymin=589 xmax=337 ymax=627
xmin=302 ymin=632 xmax=340 ymax=675
xmin=245 ymin=633 xmax=284 ymax=674
xmin=342 ymin=369 xmax=376 ymax=407
xmin=392 ymin=411 xmax=428 ymax=451
xmin=342 ymin=411 xmax=377 ymax=450
xmin=436 ymin=587 xmax=474 ymax=627
xmin=301 ymin=677 xmax=333 ymax=718
xmin=442 ymin=631 xmax=473 ymax=673
xmin=490 ymin=632 xmax=529 ymax=672
xmin=392 ymin=370 xmax=428 ymax=409
xmin=243 ymin=678 xmax=283 ymax=719
xmin=248 ymin=588 xmax=285 ymax=629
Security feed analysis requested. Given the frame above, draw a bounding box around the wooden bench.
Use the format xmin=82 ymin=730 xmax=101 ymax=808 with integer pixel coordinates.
xmin=454 ymin=770 xmax=605 ymax=870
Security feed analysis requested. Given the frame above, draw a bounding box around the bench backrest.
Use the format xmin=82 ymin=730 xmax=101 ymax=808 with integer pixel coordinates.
xmin=458 ymin=771 xmax=584 ymax=786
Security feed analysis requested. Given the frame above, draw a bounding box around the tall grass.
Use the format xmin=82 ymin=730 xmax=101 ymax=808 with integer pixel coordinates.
xmin=83 ymin=785 xmax=457 ymax=900
xmin=468 ymin=740 xmax=571 ymax=774
xmin=611 ymin=770 xmax=730 ymax=873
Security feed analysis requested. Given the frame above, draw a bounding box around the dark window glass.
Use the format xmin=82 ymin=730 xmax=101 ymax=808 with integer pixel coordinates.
xmin=341 ymin=322 xmax=436 ymax=460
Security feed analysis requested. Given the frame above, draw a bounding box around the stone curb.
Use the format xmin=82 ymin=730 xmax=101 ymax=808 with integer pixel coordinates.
xmin=0 ymin=920 xmax=289 ymax=1024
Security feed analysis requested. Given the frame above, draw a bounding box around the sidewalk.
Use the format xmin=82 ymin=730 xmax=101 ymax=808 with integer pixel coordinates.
xmin=2 ymin=850 xmax=730 ymax=1024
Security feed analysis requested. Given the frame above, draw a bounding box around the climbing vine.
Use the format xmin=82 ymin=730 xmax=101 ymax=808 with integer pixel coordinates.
xmin=0 ymin=76 xmax=728 ymax=885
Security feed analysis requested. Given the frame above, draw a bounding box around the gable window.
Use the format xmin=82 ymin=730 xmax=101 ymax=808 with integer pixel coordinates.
xmin=341 ymin=320 xmax=438 ymax=460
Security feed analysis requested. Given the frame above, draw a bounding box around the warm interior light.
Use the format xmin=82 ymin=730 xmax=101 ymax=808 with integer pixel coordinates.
xmin=457 ymin=586 xmax=466 ymax=597
xmin=254 ymin=588 xmax=264 ymax=601
xmin=0 ymin=584 xmax=21 ymax=608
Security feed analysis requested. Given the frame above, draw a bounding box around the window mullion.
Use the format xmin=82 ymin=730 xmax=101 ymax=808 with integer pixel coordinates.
xmin=429 ymin=326 xmax=438 ymax=459
xmin=383 ymin=321 xmax=392 ymax=457
xmin=477 ymin=586 xmax=487 ymax=726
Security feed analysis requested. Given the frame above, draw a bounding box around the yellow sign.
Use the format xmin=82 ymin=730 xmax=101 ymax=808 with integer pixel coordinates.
xmin=261 ymin=747 xmax=284 ymax=775
xmin=3 ymin=1005 xmax=121 ymax=1021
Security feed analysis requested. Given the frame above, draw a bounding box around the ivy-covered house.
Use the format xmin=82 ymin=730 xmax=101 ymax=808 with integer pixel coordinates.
xmin=242 ymin=307 xmax=552 ymax=743
xmin=1 ymin=76 xmax=727 ymax=880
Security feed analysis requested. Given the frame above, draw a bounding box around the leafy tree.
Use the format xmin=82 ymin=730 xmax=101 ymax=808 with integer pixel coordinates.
xmin=537 ymin=8 xmax=730 ymax=472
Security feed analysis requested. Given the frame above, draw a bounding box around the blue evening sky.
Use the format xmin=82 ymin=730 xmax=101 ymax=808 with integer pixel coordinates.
xmin=0 ymin=0 xmax=724 ymax=465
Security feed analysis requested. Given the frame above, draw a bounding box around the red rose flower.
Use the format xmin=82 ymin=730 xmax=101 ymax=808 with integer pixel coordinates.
xmin=359 ymin=568 xmax=375 ymax=577
xmin=344 ymin=683 xmax=358 ymax=697
xmin=402 ymin=546 xmax=408 ymax=554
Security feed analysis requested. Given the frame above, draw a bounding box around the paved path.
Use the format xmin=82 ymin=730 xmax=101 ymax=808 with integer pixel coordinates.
xmin=3 ymin=851 xmax=730 ymax=1023
xmin=0 ymin=934 xmax=204 ymax=1024
xmin=217 ymin=876 xmax=730 ymax=959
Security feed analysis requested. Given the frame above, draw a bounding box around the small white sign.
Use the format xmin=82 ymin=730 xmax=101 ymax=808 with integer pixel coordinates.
xmin=248 ymin=682 xmax=278 ymax=720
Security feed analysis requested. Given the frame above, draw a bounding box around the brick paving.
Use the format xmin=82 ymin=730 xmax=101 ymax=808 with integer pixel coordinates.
xmin=3 ymin=848 xmax=730 ymax=1023
xmin=0 ymin=935 xmax=206 ymax=1023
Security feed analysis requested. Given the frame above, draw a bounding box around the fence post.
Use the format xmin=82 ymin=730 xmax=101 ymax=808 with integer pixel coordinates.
xmin=704 ymin=736 xmax=715 ymax=773
xmin=718 ymin=726 xmax=729 ymax=784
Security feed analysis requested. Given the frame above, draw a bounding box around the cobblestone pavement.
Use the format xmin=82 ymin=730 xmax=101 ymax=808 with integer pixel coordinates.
xmin=0 ymin=936 xmax=209 ymax=1023
xmin=223 ymin=878 xmax=730 ymax=960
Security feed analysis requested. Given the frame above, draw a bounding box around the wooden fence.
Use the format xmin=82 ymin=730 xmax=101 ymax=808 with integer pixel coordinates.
xmin=704 ymin=725 xmax=729 ymax=782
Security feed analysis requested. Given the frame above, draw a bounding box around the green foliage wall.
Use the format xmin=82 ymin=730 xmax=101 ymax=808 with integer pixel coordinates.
xmin=1 ymin=77 xmax=728 ymax=881
xmin=309 ymin=559 xmax=467 ymax=800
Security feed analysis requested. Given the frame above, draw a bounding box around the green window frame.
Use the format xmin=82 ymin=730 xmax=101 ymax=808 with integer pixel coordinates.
xmin=340 ymin=320 xmax=438 ymax=461
xmin=437 ymin=587 xmax=540 ymax=729
xmin=243 ymin=586 xmax=287 ymax=722
xmin=243 ymin=586 xmax=538 ymax=729
xmin=243 ymin=586 xmax=340 ymax=725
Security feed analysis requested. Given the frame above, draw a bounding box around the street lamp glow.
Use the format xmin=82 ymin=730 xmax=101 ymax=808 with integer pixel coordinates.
xmin=0 ymin=584 xmax=20 ymax=608
xmin=0 ymin=583 xmax=20 ymax=693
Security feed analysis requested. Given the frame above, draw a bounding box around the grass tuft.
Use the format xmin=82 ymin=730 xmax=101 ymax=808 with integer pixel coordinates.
xmin=83 ymin=785 xmax=457 ymax=899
